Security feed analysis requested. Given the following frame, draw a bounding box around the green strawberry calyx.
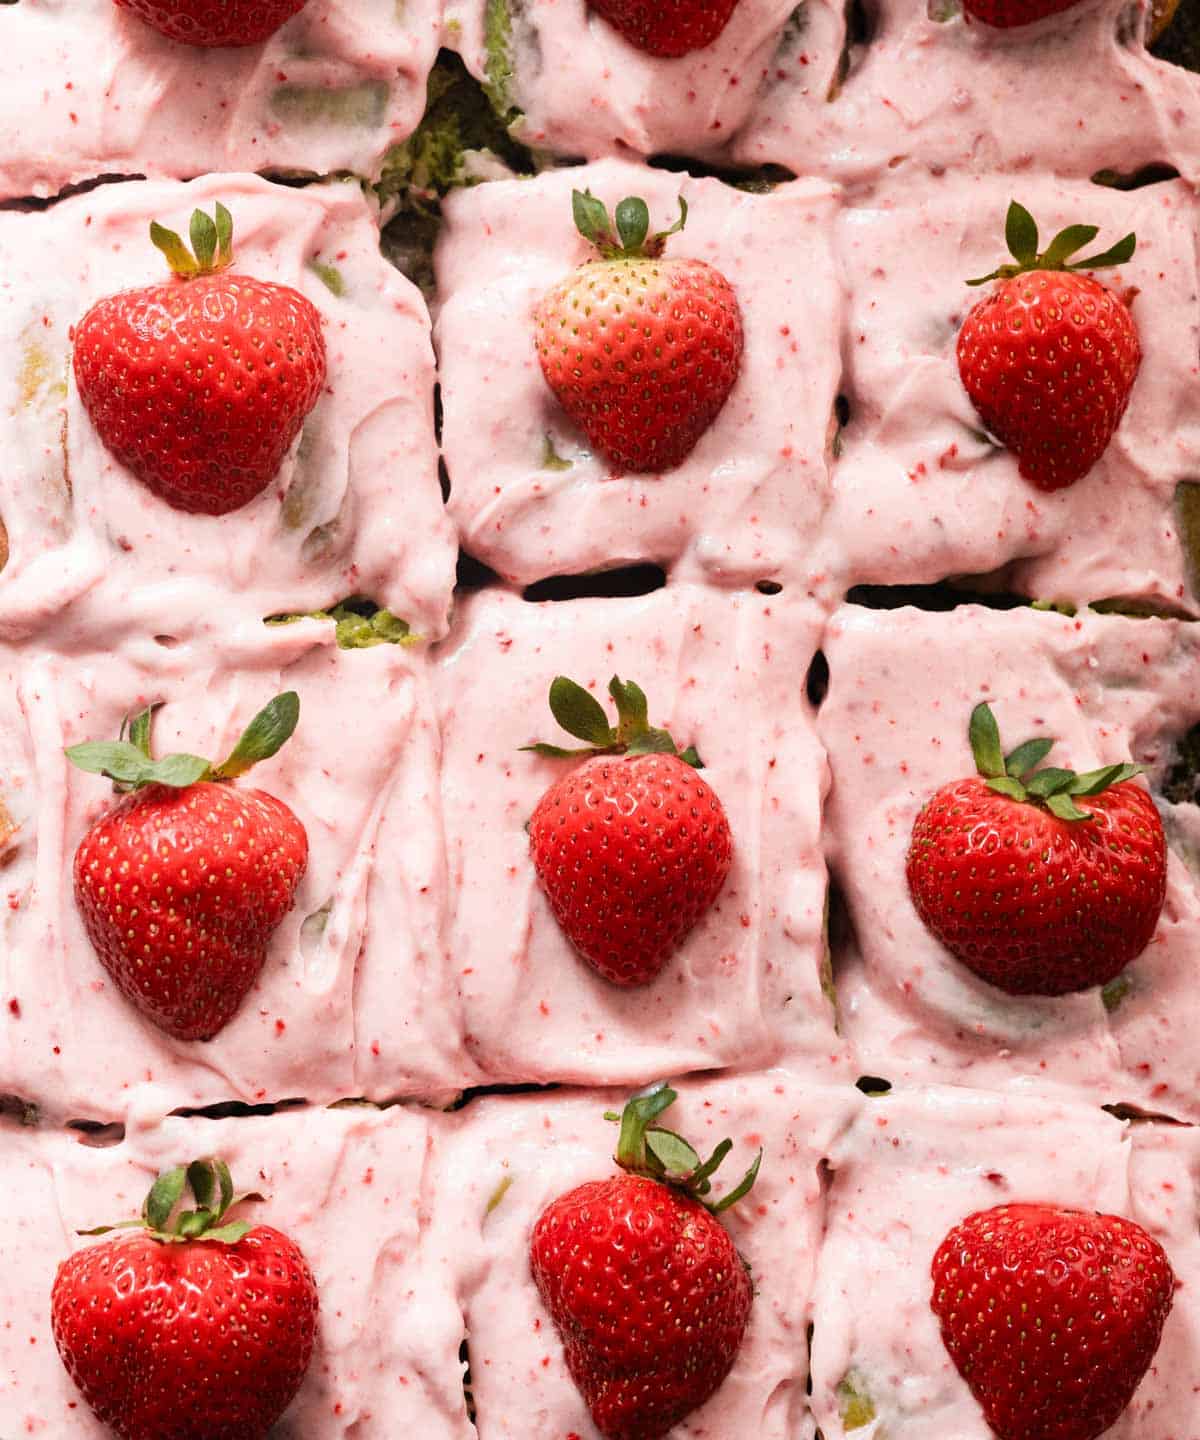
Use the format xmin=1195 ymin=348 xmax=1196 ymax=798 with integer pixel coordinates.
xmin=65 ymin=691 xmax=300 ymax=792
xmin=605 ymin=1081 xmax=762 ymax=1216
xmin=77 ymin=1158 xmax=264 ymax=1246
xmin=966 ymin=201 xmax=1136 ymax=287
xmin=571 ymin=189 xmax=688 ymax=261
xmin=522 ymin=675 xmax=703 ymax=766
xmin=150 ymin=202 xmax=236 ymax=279
xmin=969 ymin=701 xmax=1143 ymax=822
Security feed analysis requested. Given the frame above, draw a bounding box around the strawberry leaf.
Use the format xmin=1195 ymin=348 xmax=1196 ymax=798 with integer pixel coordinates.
xmin=150 ymin=220 xmax=198 ymax=276
xmin=64 ymin=741 xmax=210 ymax=790
xmin=1069 ymin=762 xmax=1144 ymax=796
xmin=144 ymin=1166 xmax=187 ymax=1232
xmin=1005 ymin=201 xmax=1039 ymax=266
xmin=215 ymin=691 xmax=300 ymax=780
xmin=186 ymin=1159 xmax=217 ymax=1211
xmin=969 ymin=703 xmax=1006 ymax=779
xmin=689 ymin=1138 xmax=733 ymax=1195
xmin=200 ymin=1220 xmax=253 ymax=1245
xmin=678 ymin=744 xmax=704 ymax=770
xmin=1039 ymin=223 xmax=1100 ymax=269
xmin=214 ymin=202 xmax=234 ymax=268
xmin=615 ymin=197 xmax=650 ymax=253
xmin=986 ymin=776 xmax=1028 ymax=801
xmin=1004 ymin=737 xmax=1054 ymax=778
xmin=176 ymin=1208 xmax=216 ymax=1239
xmin=572 ymin=190 xmax=614 ymax=249
xmin=1046 ymin=792 xmax=1093 ymax=822
xmin=710 ymin=1149 xmax=762 ymax=1214
xmin=609 ymin=675 xmax=649 ymax=741
xmin=149 ymin=754 xmax=213 ymax=788
xmin=128 ymin=704 xmax=159 ymax=760
xmin=645 ymin=1128 xmax=702 ymax=1181
xmin=547 ymin=677 xmax=615 ymax=746
xmin=1025 ymin=767 xmax=1077 ymax=798
xmin=520 ymin=742 xmax=598 ymax=758
xmin=214 ymin=1159 xmax=235 ymax=1217
xmin=1070 ymin=232 xmax=1136 ymax=270
xmin=625 ymin=728 xmax=677 ymax=757
xmin=190 ymin=208 xmax=219 ymax=271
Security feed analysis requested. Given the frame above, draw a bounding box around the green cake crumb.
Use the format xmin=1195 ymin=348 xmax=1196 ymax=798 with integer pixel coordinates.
xmin=541 ymin=435 xmax=573 ymax=472
xmin=484 ymin=0 xmax=517 ymax=118
xmin=837 ymin=1371 xmax=877 ymax=1429
xmin=1102 ymin=975 xmax=1133 ymax=1013
xmin=271 ymin=81 xmax=390 ymax=128
xmin=266 ymin=599 xmax=418 ymax=650
xmin=308 ymin=260 xmax=346 ymax=297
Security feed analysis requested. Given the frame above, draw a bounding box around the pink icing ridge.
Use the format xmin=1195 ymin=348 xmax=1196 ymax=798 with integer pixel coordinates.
xmin=0 ymin=0 xmax=441 ymax=200
xmin=0 ymin=171 xmax=454 ymax=647
xmin=818 ymin=602 xmax=1200 ymax=1120
xmin=437 ymin=584 xmax=847 ymax=1087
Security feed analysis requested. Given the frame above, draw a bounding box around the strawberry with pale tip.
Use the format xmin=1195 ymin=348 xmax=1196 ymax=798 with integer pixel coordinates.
xmin=906 ymin=700 xmax=1166 ymax=995
xmin=113 ymin=0 xmax=308 ymax=47
xmin=73 ymin=202 xmax=327 ymax=515
xmin=931 ymin=1203 xmax=1174 ymax=1440
xmin=525 ymin=674 xmax=733 ymax=986
xmin=52 ymin=1156 xmax=318 ymax=1440
xmin=588 ymin=0 xmax=741 ymax=56
xmin=69 ymin=691 xmax=308 ymax=1040
xmin=531 ymin=1082 xmax=760 ymax=1440
xmin=534 ymin=190 xmax=744 ymax=475
xmin=957 ymin=201 xmax=1141 ymax=491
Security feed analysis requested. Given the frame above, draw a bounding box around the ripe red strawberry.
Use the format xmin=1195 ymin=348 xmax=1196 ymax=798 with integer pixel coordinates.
xmin=525 ymin=675 xmax=733 ymax=985
xmin=113 ymin=0 xmax=307 ymax=46
xmin=931 ymin=1204 xmax=1174 ymax=1440
xmin=588 ymin=0 xmax=740 ymax=55
xmin=534 ymin=191 xmax=744 ymax=474
xmin=68 ymin=692 xmax=308 ymax=1040
xmin=906 ymin=701 xmax=1166 ymax=995
xmin=957 ymin=201 xmax=1140 ymax=491
xmin=531 ymin=1083 xmax=760 ymax=1440
xmin=962 ymin=0 xmax=1081 ymax=26
xmin=73 ymin=202 xmax=326 ymax=515
xmin=53 ymin=1157 xmax=318 ymax=1440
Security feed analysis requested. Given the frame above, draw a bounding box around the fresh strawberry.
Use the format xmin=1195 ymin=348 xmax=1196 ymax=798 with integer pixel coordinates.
xmin=962 ymin=0 xmax=1081 ymax=26
xmin=113 ymin=0 xmax=307 ymax=46
xmin=931 ymin=1204 xmax=1174 ymax=1440
xmin=588 ymin=0 xmax=740 ymax=56
xmin=52 ymin=1157 xmax=318 ymax=1440
xmin=957 ymin=201 xmax=1140 ymax=490
xmin=525 ymin=674 xmax=733 ymax=986
xmin=73 ymin=202 xmax=326 ymax=515
xmin=534 ymin=191 xmax=744 ymax=474
xmin=906 ymin=701 xmax=1166 ymax=995
xmin=531 ymin=1083 xmax=760 ymax=1440
xmin=68 ymin=692 xmax=308 ymax=1040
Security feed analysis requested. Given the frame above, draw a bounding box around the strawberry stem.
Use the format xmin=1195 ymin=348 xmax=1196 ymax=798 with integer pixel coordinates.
xmin=521 ymin=675 xmax=703 ymax=766
xmin=609 ymin=1081 xmax=762 ymax=1216
xmin=968 ymin=701 xmax=1144 ymax=821
xmin=151 ymin=202 xmax=235 ymax=279
xmin=966 ymin=201 xmax=1136 ymax=287
xmin=76 ymin=1158 xmax=264 ymax=1247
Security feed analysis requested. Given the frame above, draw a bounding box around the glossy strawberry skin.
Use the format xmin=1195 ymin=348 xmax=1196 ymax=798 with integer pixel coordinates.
xmin=528 ymin=753 xmax=733 ymax=986
xmin=931 ymin=1204 xmax=1174 ymax=1440
xmin=588 ymin=0 xmax=740 ymax=55
xmin=73 ymin=271 xmax=326 ymax=515
xmin=906 ymin=776 xmax=1165 ymax=995
xmin=74 ymin=781 xmax=308 ymax=1040
xmin=531 ymin=1174 xmax=752 ymax=1440
xmin=962 ymin=0 xmax=1081 ymax=24
xmin=957 ymin=270 xmax=1140 ymax=491
xmin=113 ymin=0 xmax=307 ymax=46
xmin=534 ymin=254 xmax=744 ymax=474
xmin=52 ymin=1225 xmax=318 ymax=1440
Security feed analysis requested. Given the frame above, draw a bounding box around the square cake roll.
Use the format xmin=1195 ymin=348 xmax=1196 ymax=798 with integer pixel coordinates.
xmin=436 ymin=159 xmax=841 ymax=592
xmin=736 ymin=0 xmax=1200 ymax=186
xmin=818 ymin=172 xmax=1200 ymax=615
xmin=818 ymin=601 xmax=1200 ymax=1120
xmin=0 ymin=618 xmax=476 ymax=1124
xmin=444 ymin=0 xmax=842 ymax=162
xmin=0 ymin=1103 xmax=473 ymax=1439
xmin=0 ymin=0 xmax=442 ymax=200
xmin=0 ymin=172 xmax=454 ymax=645
xmin=436 ymin=584 xmax=846 ymax=1087
xmin=807 ymin=1086 xmax=1199 ymax=1438
xmin=434 ymin=1074 xmax=857 ymax=1439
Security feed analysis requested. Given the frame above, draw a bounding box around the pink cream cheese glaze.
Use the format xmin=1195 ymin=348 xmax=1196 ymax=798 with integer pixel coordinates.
xmin=0 ymin=1104 xmax=474 ymax=1439
xmin=444 ymin=0 xmax=843 ymax=162
xmin=0 ymin=619 xmax=480 ymax=1124
xmin=436 ymin=585 xmax=848 ymax=1087
xmin=436 ymin=158 xmax=842 ymax=593
xmin=433 ymin=1074 xmax=858 ymax=1440
xmin=0 ymin=0 xmax=442 ymax=200
xmin=808 ymin=1085 xmax=1199 ymax=1438
xmin=818 ymin=602 xmax=1200 ymax=1121
xmin=820 ymin=169 xmax=1200 ymax=614
xmin=736 ymin=0 xmax=1200 ymax=187
xmin=0 ymin=172 xmax=455 ymax=647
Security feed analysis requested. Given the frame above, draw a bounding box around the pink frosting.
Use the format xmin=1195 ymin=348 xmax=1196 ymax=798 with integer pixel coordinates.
xmin=437 ymin=584 xmax=847 ymax=1086
xmin=436 ymin=158 xmax=841 ymax=592
xmin=0 ymin=1103 xmax=473 ymax=1438
xmin=818 ymin=602 xmax=1200 ymax=1120
xmin=0 ymin=171 xmax=454 ymax=646
xmin=0 ymin=0 xmax=441 ymax=200
xmin=434 ymin=1074 xmax=857 ymax=1439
